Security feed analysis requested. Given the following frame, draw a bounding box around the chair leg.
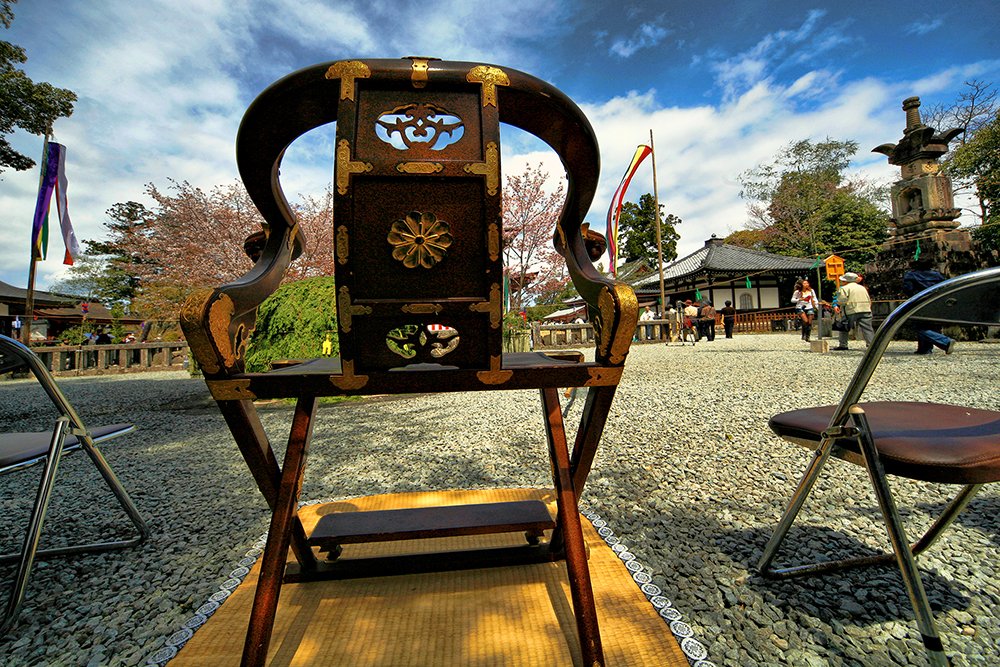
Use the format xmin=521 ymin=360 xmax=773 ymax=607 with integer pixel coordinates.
xmin=850 ymin=406 xmax=949 ymax=667
xmin=757 ymin=435 xmax=838 ymax=575
xmin=242 ymin=396 xmax=317 ymax=667
xmin=217 ymin=399 xmax=316 ymax=572
xmin=0 ymin=433 xmax=150 ymax=567
xmin=2 ymin=418 xmax=70 ymax=635
xmin=570 ymin=385 xmax=617 ymax=496
xmin=540 ymin=388 xmax=604 ymax=666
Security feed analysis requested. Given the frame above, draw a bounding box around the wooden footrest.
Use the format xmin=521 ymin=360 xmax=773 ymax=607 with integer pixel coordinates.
xmin=307 ymin=499 xmax=555 ymax=551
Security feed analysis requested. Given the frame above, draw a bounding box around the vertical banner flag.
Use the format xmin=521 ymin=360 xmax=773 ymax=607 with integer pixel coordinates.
xmin=30 ymin=140 xmax=79 ymax=265
xmin=606 ymin=144 xmax=652 ymax=276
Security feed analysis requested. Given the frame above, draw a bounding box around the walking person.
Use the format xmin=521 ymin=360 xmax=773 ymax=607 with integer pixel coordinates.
xmin=792 ymin=279 xmax=818 ymax=341
xmin=720 ymin=300 xmax=736 ymax=338
xmin=832 ymin=272 xmax=874 ymax=350
xmin=699 ymin=300 xmax=716 ymax=341
xmin=902 ymin=259 xmax=956 ymax=355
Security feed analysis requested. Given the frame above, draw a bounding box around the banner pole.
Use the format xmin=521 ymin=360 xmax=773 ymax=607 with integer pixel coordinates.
xmin=23 ymin=133 xmax=52 ymax=344
xmin=650 ymin=130 xmax=666 ymax=333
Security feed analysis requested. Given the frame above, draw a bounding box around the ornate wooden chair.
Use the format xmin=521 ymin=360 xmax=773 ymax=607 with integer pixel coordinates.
xmin=0 ymin=334 xmax=148 ymax=634
xmin=180 ymin=57 xmax=638 ymax=666
xmin=758 ymin=265 xmax=1000 ymax=667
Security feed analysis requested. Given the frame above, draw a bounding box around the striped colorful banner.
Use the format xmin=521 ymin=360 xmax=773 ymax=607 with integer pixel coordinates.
xmin=606 ymin=144 xmax=652 ymax=276
xmin=30 ymin=140 xmax=79 ymax=265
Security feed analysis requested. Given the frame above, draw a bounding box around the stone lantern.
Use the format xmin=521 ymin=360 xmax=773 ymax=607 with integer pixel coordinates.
xmin=873 ymin=96 xmax=963 ymax=238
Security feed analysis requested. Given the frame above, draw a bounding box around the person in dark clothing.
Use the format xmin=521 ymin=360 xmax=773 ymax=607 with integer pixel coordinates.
xmin=902 ymin=259 xmax=955 ymax=355
xmin=719 ymin=300 xmax=736 ymax=338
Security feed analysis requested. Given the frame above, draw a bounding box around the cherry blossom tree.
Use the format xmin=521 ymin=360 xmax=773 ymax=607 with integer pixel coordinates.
xmin=114 ymin=180 xmax=333 ymax=323
xmin=502 ymin=164 xmax=567 ymax=312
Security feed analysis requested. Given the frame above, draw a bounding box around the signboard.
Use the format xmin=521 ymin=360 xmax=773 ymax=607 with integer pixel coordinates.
xmin=824 ymin=254 xmax=845 ymax=282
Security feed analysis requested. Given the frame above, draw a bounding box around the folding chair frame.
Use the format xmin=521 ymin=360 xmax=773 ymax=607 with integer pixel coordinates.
xmin=0 ymin=335 xmax=149 ymax=634
xmin=757 ymin=266 xmax=1000 ymax=667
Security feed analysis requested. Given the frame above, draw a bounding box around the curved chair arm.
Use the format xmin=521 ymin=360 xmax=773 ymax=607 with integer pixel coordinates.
xmin=496 ymin=70 xmax=638 ymax=365
xmin=180 ymin=64 xmax=340 ymax=378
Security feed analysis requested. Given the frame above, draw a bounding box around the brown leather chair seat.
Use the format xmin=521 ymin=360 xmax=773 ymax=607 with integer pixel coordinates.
xmin=770 ymin=401 xmax=1000 ymax=485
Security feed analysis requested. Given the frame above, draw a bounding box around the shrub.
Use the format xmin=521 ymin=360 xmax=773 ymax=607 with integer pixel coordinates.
xmin=244 ymin=277 xmax=338 ymax=372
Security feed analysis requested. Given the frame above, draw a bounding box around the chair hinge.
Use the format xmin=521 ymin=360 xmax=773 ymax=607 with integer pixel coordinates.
xmin=821 ymin=425 xmax=857 ymax=440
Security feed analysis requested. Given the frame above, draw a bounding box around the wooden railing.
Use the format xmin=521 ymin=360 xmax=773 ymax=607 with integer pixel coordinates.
xmin=533 ymin=309 xmax=805 ymax=349
xmin=20 ymin=342 xmax=190 ymax=377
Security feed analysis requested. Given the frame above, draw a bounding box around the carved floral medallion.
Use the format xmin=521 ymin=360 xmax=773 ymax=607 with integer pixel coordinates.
xmin=387 ymin=211 xmax=453 ymax=269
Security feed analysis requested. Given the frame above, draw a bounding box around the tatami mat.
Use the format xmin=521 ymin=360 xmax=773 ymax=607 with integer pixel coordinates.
xmin=170 ymin=489 xmax=690 ymax=666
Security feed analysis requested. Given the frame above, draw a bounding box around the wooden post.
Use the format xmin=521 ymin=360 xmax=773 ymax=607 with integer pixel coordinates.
xmin=22 ymin=257 xmax=37 ymax=344
xmin=650 ymin=130 xmax=666 ymax=333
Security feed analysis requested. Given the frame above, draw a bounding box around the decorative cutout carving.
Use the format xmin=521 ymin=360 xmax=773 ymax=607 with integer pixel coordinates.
xmin=207 ymin=379 xmax=256 ymax=401
xmin=468 ymin=282 xmax=502 ymax=328
xmin=335 ymin=225 xmax=349 ymax=265
xmin=324 ymin=60 xmax=371 ymax=101
xmin=397 ymin=162 xmax=443 ymax=174
xmin=586 ymin=367 xmax=623 ymax=386
xmin=336 ymin=139 xmax=372 ymax=195
xmin=466 ymin=65 xmax=509 ymax=107
xmin=463 ymin=142 xmax=499 ymax=195
xmin=387 ymin=211 xmax=453 ymax=269
xmin=376 ymin=103 xmax=465 ymax=151
xmin=487 ymin=223 xmax=500 ymax=262
xmin=386 ymin=324 xmax=460 ymax=360
xmin=337 ymin=286 xmax=372 ymax=333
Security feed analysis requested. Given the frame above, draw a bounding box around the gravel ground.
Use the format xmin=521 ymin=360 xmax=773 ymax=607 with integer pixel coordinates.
xmin=0 ymin=333 xmax=998 ymax=667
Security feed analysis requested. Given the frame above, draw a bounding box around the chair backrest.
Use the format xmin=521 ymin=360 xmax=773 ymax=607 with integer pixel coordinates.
xmin=831 ymin=265 xmax=1000 ymax=424
xmin=218 ymin=58 xmax=609 ymax=376
xmin=0 ymin=334 xmax=83 ymax=428
xmin=329 ymin=61 xmax=505 ymax=371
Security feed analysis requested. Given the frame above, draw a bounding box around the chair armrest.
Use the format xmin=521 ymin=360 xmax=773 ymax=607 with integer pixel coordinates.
xmin=498 ymin=70 xmax=638 ymax=366
xmin=181 ymin=63 xmax=342 ymax=378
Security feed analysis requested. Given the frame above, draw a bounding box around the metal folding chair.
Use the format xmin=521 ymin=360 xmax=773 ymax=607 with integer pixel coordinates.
xmin=757 ymin=265 xmax=1000 ymax=666
xmin=0 ymin=334 xmax=149 ymax=634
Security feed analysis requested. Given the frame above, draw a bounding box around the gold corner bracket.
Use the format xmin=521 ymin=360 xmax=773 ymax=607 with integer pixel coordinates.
xmin=325 ymin=60 xmax=371 ymax=101
xmin=466 ymin=65 xmax=509 ymax=107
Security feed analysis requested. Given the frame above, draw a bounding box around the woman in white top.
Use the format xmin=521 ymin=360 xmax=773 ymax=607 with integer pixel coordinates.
xmin=792 ymin=279 xmax=818 ymax=341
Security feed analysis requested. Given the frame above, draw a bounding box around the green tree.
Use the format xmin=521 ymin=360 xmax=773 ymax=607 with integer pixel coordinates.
xmin=617 ymin=193 xmax=681 ymax=265
xmin=950 ymin=110 xmax=1000 ymax=253
xmin=244 ymin=276 xmax=338 ymax=372
xmin=49 ymin=201 xmax=153 ymax=308
xmin=0 ymin=0 xmax=77 ymax=172
xmin=734 ymin=138 xmax=889 ymax=262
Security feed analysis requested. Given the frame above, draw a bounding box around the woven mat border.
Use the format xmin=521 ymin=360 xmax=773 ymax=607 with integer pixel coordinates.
xmin=144 ymin=494 xmax=716 ymax=667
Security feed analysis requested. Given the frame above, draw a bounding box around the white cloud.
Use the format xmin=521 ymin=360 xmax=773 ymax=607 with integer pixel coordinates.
xmin=904 ymin=18 xmax=944 ymax=36
xmin=709 ymin=10 xmax=859 ymax=102
xmin=610 ymin=21 xmax=671 ymax=58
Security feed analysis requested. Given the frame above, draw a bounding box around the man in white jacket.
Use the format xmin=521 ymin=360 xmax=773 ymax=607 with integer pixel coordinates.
xmin=833 ymin=272 xmax=874 ymax=350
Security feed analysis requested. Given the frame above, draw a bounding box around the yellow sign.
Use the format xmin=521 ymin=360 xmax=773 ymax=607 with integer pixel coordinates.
xmin=824 ymin=254 xmax=845 ymax=282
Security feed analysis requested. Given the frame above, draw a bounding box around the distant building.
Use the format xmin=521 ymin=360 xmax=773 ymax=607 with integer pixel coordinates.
xmin=629 ymin=236 xmax=817 ymax=310
xmin=0 ymin=280 xmax=75 ymax=338
xmin=0 ymin=280 xmax=142 ymax=341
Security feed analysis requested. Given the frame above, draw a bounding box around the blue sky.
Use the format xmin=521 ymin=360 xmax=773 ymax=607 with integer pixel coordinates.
xmin=1 ymin=0 xmax=998 ymax=289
